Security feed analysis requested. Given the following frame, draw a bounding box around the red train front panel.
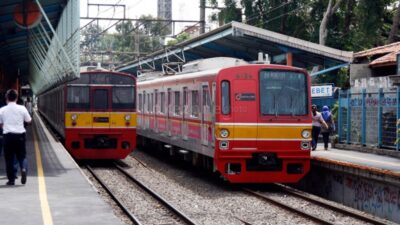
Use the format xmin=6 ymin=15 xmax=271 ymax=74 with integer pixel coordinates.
xmin=64 ymin=71 xmax=136 ymax=159
xmin=215 ymin=65 xmax=312 ymax=183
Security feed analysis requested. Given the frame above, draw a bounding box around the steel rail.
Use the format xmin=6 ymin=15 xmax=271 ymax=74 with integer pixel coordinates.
xmin=86 ymin=166 xmax=143 ymax=225
xmin=243 ymin=188 xmax=334 ymax=225
xmin=274 ymin=183 xmax=388 ymax=225
xmin=114 ymin=163 xmax=199 ymax=225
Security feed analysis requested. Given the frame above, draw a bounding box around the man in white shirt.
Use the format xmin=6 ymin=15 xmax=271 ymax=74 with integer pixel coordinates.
xmin=0 ymin=89 xmax=32 ymax=185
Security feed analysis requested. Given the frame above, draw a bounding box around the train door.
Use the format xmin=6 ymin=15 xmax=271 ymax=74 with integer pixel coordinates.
xmin=182 ymin=87 xmax=188 ymax=140
xmin=201 ymin=84 xmax=211 ymax=146
xmin=211 ymin=82 xmax=216 ymax=147
xmin=91 ymin=87 xmax=111 ymax=128
xmin=232 ymin=79 xmax=257 ymax=149
xmin=167 ymin=88 xmax=172 ymax=136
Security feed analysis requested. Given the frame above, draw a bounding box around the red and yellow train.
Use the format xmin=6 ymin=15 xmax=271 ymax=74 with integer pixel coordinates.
xmin=137 ymin=57 xmax=312 ymax=183
xmin=38 ymin=68 xmax=136 ymax=159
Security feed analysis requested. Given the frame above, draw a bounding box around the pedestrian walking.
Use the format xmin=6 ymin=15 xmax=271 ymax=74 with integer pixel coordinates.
xmin=311 ymin=104 xmax=328 ymax=151
xmin=321 ymin=105 xmax=335 ymax=150
xmin=0 ymin=89 xmax=32 ymax=185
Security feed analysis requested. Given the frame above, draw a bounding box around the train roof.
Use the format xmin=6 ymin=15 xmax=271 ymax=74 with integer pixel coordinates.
xmin=138 ymin=60 xmax=306 ymax=86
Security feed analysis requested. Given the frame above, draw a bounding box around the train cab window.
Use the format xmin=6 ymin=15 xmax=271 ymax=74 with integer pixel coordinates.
xmin=259 ymin=70 xmax=308 ymax=116
xmin=160 ymin=92 xmax=165 ymax=114
xmin=67 ymin=86 xmax=90 ymax=109
xmin=93 ymin=89 xmax=109 ymax=110
xmin=112 ymin=87 xmax=135 ymax=109
xmin=221 ymin=81 xmax=230 ymax=115
xmin=174 ymin=91 xmax=180 ymax=115
xmin=191 ymin=90 xmax=199 ymax=118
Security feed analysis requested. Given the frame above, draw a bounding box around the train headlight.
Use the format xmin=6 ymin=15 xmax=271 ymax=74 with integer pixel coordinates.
xmin=301 ymin=130 xmax=311 ymax=139
xmin=220 ymin=129 xmax=229 ymax=138
xmin=124 ymin=114 xmax=131 ymax=121
xmin=71 ymin=114 xmax=78 ymax=121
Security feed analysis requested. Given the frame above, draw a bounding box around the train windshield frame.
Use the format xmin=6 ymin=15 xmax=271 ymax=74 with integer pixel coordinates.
xmin=66 ymin=72 xmax=136 ymax=111
xmin=259 ymin=70 xmax=308 ymax=116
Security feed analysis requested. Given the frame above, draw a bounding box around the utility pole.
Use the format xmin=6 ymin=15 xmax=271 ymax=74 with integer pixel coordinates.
xmin=200 ymin=0 xmax=206 ymax=34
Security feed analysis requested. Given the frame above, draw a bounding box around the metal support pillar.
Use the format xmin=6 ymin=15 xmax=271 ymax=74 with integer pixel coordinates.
xmin=361 ymin=89 xmax=366 ymax=145
xmin=347 ymin=91 xmax=351 ymax=144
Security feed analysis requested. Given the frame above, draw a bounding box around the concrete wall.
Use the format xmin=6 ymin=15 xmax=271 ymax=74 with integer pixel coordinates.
xmin=297 ymin=163 xmax=400 ymax=223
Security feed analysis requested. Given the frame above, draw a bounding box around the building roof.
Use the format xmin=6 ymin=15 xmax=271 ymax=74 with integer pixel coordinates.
xmin=354 ymin=42 xmax=400 ymax=68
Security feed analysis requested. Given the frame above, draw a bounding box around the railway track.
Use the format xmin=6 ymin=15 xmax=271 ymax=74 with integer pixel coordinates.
xmin=86 ymin=163 xmax=199 ymax=225
xmin=244 ymin=184 xmax=388 ymax=225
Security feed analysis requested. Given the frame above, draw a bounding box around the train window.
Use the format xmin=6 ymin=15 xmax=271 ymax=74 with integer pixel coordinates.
xmin=147 ymin=94 xmax=150 ymax=112
xmin=93 ymin=89 xmax=109 ymax=110
xmin=67 ymin=86 xmax=90 ymax=109
xmin=174 ymin=91 xmax=180 ymax=115
xmin=90 ymin=74 xmax=109 ymax=84
xmin=259 ymin=70 xmax=308 ymax=116
xmin=112 ymin=87 xmax=135 ymax=109
xmin=221 ymin=81 xmax=230 ymax=115
xmin=202 ymin=86 xmax=210 ymax=107
xmin=191 ymin=90 xmax=199 ymax=117
xmin=138 ymin=94 xmax=142 ymax=112
xmin=160 ymin=92 xmax=165 ymax=114
xmin=110 ymin=74 xmax=134 ymax=85
xmin=69 ymin=74 xmax=90 ymax=84
xmin=151 ymin=93 xmax=154 ymax=113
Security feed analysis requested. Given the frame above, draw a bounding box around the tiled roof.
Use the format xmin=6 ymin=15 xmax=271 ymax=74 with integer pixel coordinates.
xmin=354 ymin=42 xmax=400 ymax=67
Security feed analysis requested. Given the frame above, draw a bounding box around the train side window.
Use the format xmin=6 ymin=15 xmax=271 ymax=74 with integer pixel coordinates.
xmin=221 ymin=81 xmax=230 ymax=115
xmin=183 ymin=87 xmax=188 ymax=116
xmin=147 ymin=94 xmax=150 ymax=112
xmin=160 ymin=92 xmax=165 ymax=114
xmin=67 ymin=86 xmax=90 ymax=109
xmin=191 ymin=90 xmax=199 ymax=118
xmin=150 ymin=93 xmax=154 ymax=113
xmin=138 ymin=94 xmax=142 ymax=112
xmin=174 ymin=91 xmax=180 ymax=116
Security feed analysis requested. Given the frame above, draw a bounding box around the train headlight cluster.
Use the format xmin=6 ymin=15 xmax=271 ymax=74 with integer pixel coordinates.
xmin=220 ymin=129 xmax=229 ymax=138
xmin=71 ymin=114 xmax=77 ymax=126
xmin=124 ymin=114 xmax=131 ymax=121
xmin=71 ymin=114 xmax=78 ymax=121
xmin=301 ymin=130 xmax=311 ymax=139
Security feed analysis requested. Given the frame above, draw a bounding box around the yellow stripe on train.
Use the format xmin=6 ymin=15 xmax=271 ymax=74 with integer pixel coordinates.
xmin=65 ymin=112 xmax=137 ymax=128
xmin=215 ymin=124 xmax=311 ymax=140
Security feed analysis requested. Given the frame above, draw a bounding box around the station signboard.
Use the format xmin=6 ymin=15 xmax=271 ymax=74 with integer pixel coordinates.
xmin=311 ymin=85 xmax=333 ymax=97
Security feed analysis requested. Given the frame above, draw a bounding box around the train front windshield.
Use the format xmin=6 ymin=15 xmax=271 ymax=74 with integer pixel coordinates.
xmin=259 ymin=70 xmax=308 ymax=116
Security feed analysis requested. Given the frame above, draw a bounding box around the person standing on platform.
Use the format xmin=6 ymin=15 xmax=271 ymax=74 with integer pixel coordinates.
xmin=311 ymin=104 xmax=328 ymax=151
xmin=321 ymin=105 xmax=335 ymax=150
xmin=25 ymin=97 xmax=33 ymax=116
xmin=0 ymin=89 xmax=32 ymax=185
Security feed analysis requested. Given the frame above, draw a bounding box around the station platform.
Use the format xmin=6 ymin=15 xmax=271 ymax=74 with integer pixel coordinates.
xmin=311 ymin=143 xmax=400 ymax=185
xmin=0 ymin=112 xmax=122 ymax=225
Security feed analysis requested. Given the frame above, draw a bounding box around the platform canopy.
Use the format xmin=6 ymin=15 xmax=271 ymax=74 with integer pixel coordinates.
xmin=0 ymin=0 xmax=79 ymax=94
xmin=118 ymin=21 xmax=353 ymax=76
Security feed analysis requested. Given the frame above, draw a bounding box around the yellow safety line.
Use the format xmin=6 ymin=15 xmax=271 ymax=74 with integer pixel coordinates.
xmin=33 ymin=127 xmax=54 ymax=225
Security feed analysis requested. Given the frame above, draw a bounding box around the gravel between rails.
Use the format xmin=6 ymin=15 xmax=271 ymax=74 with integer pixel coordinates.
xmin=121 ymin=150 xmax=318 ymax=225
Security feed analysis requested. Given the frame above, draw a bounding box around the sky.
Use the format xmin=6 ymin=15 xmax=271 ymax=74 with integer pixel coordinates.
xmin=80 ymin=0 xmax=223 ymax=34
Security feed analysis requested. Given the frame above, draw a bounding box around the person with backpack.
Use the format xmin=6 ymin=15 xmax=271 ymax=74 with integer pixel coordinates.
xmin=321 ymin=105 xmax=335 ymax=150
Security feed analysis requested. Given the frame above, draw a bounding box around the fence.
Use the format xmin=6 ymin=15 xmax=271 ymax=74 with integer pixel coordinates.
xmin=338 ymin=87 xmax=400 ymax=150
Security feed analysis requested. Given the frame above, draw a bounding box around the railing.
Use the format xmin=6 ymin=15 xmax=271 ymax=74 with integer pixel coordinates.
xmin=338 ymin=87 xmax=400 ymax=150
